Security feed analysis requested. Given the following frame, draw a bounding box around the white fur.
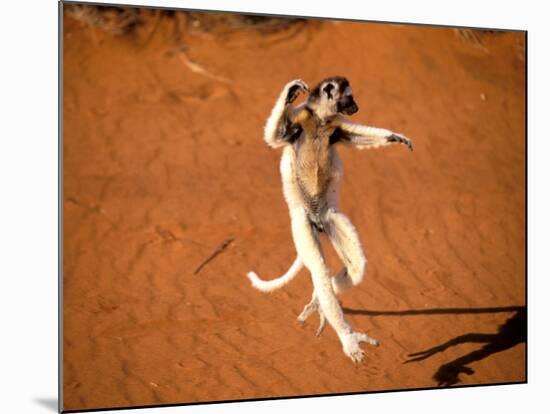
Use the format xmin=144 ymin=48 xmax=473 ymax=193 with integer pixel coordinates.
xmin=253 ymin=140 xmax=375 ymax=363
xmin=248 ymin=79 xmax=410 ymax=363
xmin=336 ymin=114 xmax=411 ymax=150
xmin=247 ymin=255 xmax=303 ymax=292
xmin=337 ymin=116 xmax=393 ymax=149
xmin=264 ymin=80 xmax=307 ymax=148
xmin=263 ymin=91 xmax=289 ymax=148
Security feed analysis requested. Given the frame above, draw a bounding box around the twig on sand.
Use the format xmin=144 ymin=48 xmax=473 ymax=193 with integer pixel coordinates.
xmin=193 ymin=238 xmax=234 ymax=275
xmin=178 ymin=51 xmax=232 ymax=84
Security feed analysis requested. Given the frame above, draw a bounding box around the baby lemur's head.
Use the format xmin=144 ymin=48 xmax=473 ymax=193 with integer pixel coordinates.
xmin=307 ymin=76 xmax=358 ymax=119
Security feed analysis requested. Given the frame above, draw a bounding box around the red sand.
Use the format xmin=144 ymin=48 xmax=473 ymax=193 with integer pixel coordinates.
xmin=63 ymin=10 xmax=525 ymax=411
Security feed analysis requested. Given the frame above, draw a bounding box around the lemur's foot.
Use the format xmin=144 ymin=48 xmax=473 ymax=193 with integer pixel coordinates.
xmin=341 ymin=332 xmax=379 ymax=363
xmin=387 ymin=133 xmax=413 ymax=151
xmin=297 ymin=296 xmax=318 ymax=324
xmin=285 ymin=79 xmax=309 ymax=103
xmin=297 ymin=296 xmax=326 ymax=336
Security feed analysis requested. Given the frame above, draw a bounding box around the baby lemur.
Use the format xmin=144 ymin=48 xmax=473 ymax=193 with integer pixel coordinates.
xmin=247 ymin=76 xmax=412 ymax=363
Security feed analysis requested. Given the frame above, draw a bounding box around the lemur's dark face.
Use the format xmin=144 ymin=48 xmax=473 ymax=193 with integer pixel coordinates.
xmin=335 ymin=79 xmax=358 ymax=115
xmin=306 ymin=76 xmax=360 ymax=119
xmin=310 ymin=76 xmax=359 ymax=117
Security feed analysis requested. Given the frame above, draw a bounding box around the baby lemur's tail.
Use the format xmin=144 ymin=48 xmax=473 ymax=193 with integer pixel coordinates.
xmin=247 ymin=255 xmax=303 ymax=292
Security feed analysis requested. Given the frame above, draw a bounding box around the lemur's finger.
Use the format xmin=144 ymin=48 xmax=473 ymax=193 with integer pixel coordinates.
xmin=291 ymin=79 xmax=309 ymax=91
xmin=387 ymin=133 xmax=413 ymax=151
xmin=315 ymin=312 xmax=326 ymax=337
xmin=400 ymin=137 xmax=413 ymax=152
xmin=286 ymin=79 xmax=309 ymax=103
xmin=355 ymin=333 xmax=379 ymax=347
xmin=299 ymin=80 xmax=310 ymax=92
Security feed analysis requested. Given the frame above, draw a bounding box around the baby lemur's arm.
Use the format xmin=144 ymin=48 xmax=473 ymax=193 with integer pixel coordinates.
xmin=333 ymin=115 xmax=413 ymax=151
xmin=264 ymin=79 xmax=309 ymax=148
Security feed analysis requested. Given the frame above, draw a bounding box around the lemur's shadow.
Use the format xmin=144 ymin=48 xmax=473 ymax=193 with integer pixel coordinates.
xmin=343 ymin=305 xmax=526 ymax=386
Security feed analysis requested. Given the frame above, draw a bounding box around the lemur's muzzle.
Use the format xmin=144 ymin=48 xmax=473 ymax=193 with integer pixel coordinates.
xmin=339 ymin=96 xmax=358 ymax=115
xmin=343 ymin=102 xmax=358 ymax=115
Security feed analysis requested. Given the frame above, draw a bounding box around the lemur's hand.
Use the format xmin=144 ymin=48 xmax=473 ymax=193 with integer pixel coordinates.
xmin=387 ymin=133 xmax=413 ymax=152
xmin=285 ymin=79 xmax=309 ymax=104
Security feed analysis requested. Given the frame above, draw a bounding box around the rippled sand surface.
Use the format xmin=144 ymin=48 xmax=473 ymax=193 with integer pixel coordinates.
xmin=63 ymin=9 xmax=525 ymax=411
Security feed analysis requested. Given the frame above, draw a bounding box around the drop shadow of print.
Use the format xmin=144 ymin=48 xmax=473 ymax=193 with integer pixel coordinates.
xmin=34 ymin=397 xmax=58 ymax=412
xmin=343 ymin=305 xmax=526 ymax=386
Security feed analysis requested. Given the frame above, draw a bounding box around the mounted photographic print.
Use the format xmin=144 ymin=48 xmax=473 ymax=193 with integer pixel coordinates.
xmin=61 ymin=1 xmax=526 ymax=412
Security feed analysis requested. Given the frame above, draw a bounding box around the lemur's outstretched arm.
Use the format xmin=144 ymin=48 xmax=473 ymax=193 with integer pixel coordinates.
xmin=333 ymin=115 xmax=413 ymax=151
xmin=264 ymin=79 xmax=309 ymax=148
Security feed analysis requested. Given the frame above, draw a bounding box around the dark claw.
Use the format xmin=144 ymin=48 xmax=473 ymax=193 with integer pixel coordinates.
xmin=387 ymin=134 xmax=399 ymax=143
xmin=388 ymin=134 xmax=413 ymax=152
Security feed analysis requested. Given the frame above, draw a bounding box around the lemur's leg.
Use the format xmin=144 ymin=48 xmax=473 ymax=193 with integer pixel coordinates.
xmin=297 ymin=269 xmax=347 ymax=337
xmin=298 ymin=209 xmax=366 ymax=298
xmin=289 ymin=208 xmax=375 ymax=362
xmin=264 ymin=79 xmax=308 ymax=148
xmin=327 ymin=209 xmax=378 ymax=347
xmin=296 ymin=169 xmax=341 ymax=333
xmin=298 ymin=209 xmax=377 ymax=340
xmin=325 ymin=208 xmax=367 ymax=295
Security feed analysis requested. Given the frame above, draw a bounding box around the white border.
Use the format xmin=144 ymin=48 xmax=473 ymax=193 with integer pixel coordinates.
xmin=2 ymin=0 xmax=547 ymax=413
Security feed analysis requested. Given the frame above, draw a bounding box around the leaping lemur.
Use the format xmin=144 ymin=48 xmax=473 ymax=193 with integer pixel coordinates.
xmin=247 ymin=76 xmax=412 ymax=363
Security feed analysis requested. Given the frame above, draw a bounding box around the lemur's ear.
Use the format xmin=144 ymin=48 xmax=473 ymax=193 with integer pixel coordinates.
xmin=322 ymin=83 xmax=335 ymax=100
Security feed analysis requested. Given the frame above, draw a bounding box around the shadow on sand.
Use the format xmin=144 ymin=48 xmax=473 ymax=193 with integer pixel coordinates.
xmin=343 ymin=305 xmax=526 ymax=386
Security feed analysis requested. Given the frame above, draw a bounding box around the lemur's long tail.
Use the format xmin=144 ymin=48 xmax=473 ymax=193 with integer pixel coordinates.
xmin=247 ymin=255 xmax=303 ymax=292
